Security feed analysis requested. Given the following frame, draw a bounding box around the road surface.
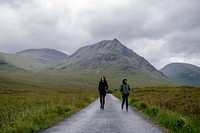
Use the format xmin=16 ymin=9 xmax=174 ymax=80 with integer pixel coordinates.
xmin=40 ymin=94 xmax=165 ymax=133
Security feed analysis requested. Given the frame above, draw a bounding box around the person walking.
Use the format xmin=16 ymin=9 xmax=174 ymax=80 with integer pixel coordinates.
xmin=120 ymin=78 xmax=131 ymax=111
xmin=98 ymin=76 xmax=108 ymax=109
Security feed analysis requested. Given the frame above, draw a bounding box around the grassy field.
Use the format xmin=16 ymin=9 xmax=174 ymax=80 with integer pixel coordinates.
xmin=0 ymin=77 xmax=98 ymax=133
xmin=114 ymin=86 xmax=200 ymax=133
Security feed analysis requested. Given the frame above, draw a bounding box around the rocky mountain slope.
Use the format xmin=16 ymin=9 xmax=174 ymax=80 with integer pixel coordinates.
xmin=55 ymin=39 xmax=164 ymax=76
xmin=52 ymin=39 xmax=170 ymax=87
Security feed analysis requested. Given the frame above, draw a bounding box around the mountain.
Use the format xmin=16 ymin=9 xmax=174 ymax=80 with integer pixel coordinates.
xmin=0 ymin=49 xmax=68 ymax=71
xmin=52 ymin=39 xmax=170 ymax=87
xmin=160 ymin=63 xmax=200 ymax=86
xmin=55 ymin=39 xmax=163 ymax=75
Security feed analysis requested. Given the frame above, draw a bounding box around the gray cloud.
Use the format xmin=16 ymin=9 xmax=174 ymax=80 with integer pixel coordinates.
xmin=0 ymin=0 xmax=200 ymax=69
xmin=165 ymin=29 xmax=200 ymax=54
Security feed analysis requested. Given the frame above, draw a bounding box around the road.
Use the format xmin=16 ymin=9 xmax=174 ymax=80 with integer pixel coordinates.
xmin=40 ymin=94 xmax=165 ymax=133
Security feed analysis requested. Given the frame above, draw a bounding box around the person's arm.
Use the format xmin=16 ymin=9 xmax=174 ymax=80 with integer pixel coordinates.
xmin=98 ymin=82 xmax=100 ymax=90
xmin=105 ymin=82 xmax=108 ymax=90
xmin=128 ymin=84 xmax=131 ymax=93
xmin=120 ymin=85 xmax=123 ymax=93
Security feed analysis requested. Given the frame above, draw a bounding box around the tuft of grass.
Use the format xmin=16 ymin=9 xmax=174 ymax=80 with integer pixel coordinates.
xmin=146 ymin=107 xmax=159 ymax=117
xmin=139 ymin=103 xmax=148 ymax=110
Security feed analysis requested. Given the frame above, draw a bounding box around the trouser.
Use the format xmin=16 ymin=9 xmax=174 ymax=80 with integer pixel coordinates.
xmin=100 ymin=94 xmax=106 ymax=107
xmin=122 ymin=94 xmax=129 ymax=109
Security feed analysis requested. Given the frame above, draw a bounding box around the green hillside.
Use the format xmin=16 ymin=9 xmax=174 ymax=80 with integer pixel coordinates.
xmin=0 ymin=52 xmax=37 ymax=70
xmin=0 ymin=49 xmax=68 ymax=71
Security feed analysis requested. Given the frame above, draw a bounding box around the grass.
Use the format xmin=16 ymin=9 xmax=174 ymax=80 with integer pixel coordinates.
xmin=114 ymin=86 xmax=200 ymax=133
xmin=45 ymin=69 xmax=172 ymax=90
xmin=0 ymin=77 xmax=98 ymax=133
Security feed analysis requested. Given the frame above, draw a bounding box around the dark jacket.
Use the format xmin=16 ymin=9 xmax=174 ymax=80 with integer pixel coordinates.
xmin=98 ymin=81 xmax=108 ymax=95
xmin=120 ymin=84 xmax=130 ymax=96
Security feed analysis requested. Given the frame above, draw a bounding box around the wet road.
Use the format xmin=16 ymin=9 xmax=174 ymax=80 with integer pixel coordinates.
xmin=40 ymin=94 xmax=165 ymax=133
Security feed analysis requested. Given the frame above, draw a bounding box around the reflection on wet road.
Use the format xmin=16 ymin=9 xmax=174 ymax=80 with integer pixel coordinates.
xmin=40 ymin=94 xmax=165 ymax=133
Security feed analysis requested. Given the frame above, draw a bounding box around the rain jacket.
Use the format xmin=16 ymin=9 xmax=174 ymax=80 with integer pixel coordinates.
xmin=120 ymin=84 xmax=130 ymax=96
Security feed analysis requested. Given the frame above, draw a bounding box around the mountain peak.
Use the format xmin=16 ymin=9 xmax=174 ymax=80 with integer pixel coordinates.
xmin=112 ymin=38 xmax=121 ymax=43
xmin=100 ymin=38 xmax=122 ymax=45
xmin=96 ymin=38 xmax=122 ymax=45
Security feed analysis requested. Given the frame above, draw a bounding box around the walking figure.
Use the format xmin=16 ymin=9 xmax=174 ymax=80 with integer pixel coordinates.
xmin=98 ymin=76 xmax=108 ymax=109
xmin=120 ymin=79 xmax=130 ymax=111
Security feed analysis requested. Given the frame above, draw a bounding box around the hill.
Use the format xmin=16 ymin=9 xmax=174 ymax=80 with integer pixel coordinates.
xmin=160 ymin=63 xmax=200 ymax=86
xmin=0 ymin=53 xmax=27 ymax=73
xmin=0 ymin=53 xmax=36 ymax=81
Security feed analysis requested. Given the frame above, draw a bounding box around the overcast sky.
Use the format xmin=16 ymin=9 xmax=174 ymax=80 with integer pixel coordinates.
xmin=0 ymin=0 xmax=200 ymax=69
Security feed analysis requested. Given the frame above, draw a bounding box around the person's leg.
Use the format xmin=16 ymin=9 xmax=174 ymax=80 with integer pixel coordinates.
xmin=100 ymin=95 xmax=103 ymax=108
xmin=125 ymin=95 xmax=129 ymax=111
xmin=122 ymin=95 xmax=125 ymax=110
xmin=101 ymin=95 xmax=105 ymax=109
xmin=102 ymin=95 xmax=105 ymax=108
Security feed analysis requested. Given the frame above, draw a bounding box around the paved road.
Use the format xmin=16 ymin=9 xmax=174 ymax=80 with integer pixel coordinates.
xmin=40 ymin=94 xmax=165 ymax=133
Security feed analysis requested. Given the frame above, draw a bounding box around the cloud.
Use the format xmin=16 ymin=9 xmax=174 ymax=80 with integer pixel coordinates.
xmin=0 ymin=0 xmax=200 ymax=69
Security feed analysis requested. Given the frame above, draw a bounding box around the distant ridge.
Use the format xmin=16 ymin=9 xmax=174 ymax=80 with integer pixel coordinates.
xmin=160 ymin=63 xmax=200 ymax=86
xmin=16 ymin=48 xmax=68 ymax=64
xmin=16 ymin=48 xmax=67 ymax=56
xmin=0 ymin=48 xmax=68 ymax=71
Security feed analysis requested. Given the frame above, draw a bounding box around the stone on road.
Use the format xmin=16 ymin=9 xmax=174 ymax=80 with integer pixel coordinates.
xmin=40 ymin=94 xmax=165 ymax=133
